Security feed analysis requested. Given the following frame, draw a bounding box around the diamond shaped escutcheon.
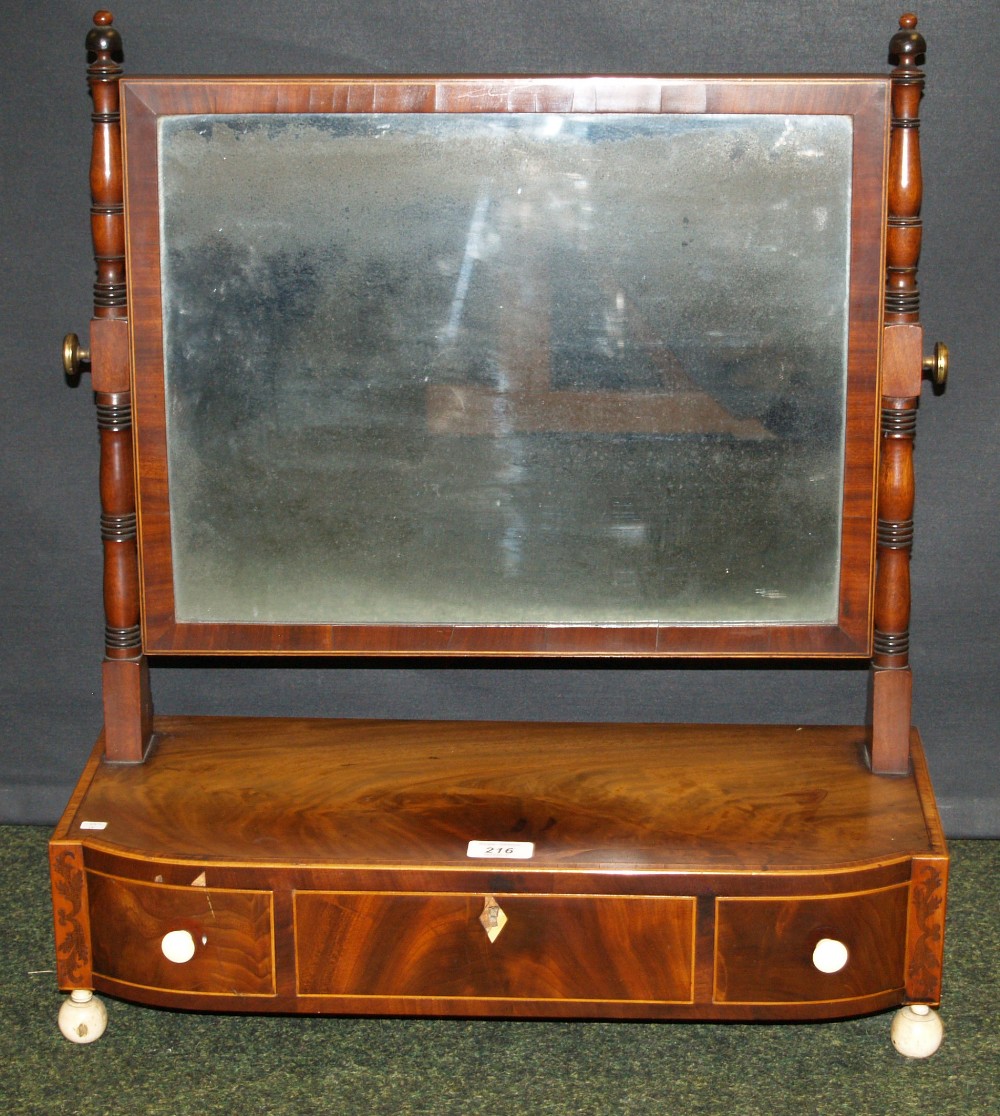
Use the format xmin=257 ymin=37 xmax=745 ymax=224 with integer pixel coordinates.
xmin=479 ymin=896 xmax=508 ymax=943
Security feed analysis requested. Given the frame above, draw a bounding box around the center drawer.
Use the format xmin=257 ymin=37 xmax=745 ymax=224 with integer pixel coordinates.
xmin=295 ymin=891 xmax=695 ymax=1003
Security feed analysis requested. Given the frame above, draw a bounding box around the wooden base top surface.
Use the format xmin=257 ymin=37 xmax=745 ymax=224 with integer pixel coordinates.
xmin=60 ymin=717 xmax=942 ymax=874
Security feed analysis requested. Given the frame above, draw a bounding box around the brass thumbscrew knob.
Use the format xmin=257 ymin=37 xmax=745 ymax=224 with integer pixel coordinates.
xmin=62 ymin=333 xmax=91 ymax=378
xmin=922 ymin=342 xmax=948 ymax=389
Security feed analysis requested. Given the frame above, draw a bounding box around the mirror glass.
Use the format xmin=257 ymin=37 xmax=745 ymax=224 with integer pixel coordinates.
xmin=158 ymin=111 xmax=852 ymax=624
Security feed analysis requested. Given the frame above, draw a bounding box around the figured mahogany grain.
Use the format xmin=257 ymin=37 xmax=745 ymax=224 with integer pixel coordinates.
xmin=295 ymin=891 xmax=695 ymax=1002
xmin=67 ymin=717 xmax=939 ymax=873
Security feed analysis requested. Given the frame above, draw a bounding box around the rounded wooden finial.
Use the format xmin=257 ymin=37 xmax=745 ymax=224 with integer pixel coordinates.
xmin=86 ymin=9 xmax=122 ymax=60
xmin=888 ymin=13 xmax=926 ymax=67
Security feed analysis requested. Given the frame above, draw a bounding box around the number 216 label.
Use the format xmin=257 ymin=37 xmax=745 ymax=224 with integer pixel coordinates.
xmin=466 ymin=840 xmax=535 ymax=860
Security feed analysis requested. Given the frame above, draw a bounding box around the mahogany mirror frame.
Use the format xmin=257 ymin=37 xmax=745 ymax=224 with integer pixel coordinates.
xmin=120 ymin=75 xmax=890 ymax=658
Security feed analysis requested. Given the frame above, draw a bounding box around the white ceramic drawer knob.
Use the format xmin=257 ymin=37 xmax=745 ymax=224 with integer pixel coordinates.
xmin=161 ymin=929 xmax=196 ymax=964
xmin=812 ymin=937 xmax=849 ymax=974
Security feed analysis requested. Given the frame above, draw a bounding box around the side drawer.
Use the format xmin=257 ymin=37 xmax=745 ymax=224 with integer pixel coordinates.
xmin=714 ymin=884 xmax=908 ymax=1004
xmin=295 ymin=892 xmax=695 ymax=1003
xmin=87 ymin=871 xmax=275 ymax=996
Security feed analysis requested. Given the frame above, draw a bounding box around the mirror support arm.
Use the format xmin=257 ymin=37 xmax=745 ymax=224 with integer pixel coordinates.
xmin=869 ymin=13 xmax=927 ymax=776
xmin=84 ymin=11 xmax=153 ymax=763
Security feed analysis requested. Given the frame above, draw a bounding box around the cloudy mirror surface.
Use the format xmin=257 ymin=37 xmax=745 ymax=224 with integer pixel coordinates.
xmin=158 ymin=112 xmax=852 ymax=624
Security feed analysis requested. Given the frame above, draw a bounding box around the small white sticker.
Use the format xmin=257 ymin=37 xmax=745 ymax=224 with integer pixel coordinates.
xmin=80 ymin=821 xmax=108 ymax=831
xmin=466 ymin=840 xmax=534 ymax=860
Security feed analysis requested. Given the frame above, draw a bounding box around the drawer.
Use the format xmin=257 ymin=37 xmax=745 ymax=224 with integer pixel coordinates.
xmin=295 ymin=892 xmax=695 ymax=1003
xmin=87 ymin=871 xmax=275 ymax=995
xmin=714 ymin=884 xmax=908 ymax=1004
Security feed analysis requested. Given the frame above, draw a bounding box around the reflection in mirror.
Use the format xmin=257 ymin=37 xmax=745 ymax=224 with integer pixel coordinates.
xmin=158 ymin=112 xmax=852 ymax=625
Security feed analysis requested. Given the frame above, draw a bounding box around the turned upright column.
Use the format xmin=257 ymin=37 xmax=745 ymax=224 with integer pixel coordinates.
xmin=85 ymin=11 xmax=153 ymax=761
xmin=869 ymin=14 xmax=941 ymax=775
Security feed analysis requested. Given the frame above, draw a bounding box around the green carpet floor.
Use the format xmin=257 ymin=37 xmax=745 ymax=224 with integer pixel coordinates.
xmin=2 ymin=827 xmax=997 ymax=1115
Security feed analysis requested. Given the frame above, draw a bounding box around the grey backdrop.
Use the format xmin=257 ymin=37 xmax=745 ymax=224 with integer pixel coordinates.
xmin=2 ymin=1 xmax=997 ymax=833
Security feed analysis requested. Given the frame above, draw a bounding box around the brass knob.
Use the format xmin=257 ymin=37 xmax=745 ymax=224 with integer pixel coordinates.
xmin=922 ymin=341 xmax=948 ymax=389
xmin=62 ymin=333 xmax=91 ymax=378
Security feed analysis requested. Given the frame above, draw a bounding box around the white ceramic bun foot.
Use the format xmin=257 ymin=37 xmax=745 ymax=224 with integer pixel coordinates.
xmin=58 ymin=989 xmax=108 ymax=1044
xmin=891 ymin=1004 xmax=943 ymax=1058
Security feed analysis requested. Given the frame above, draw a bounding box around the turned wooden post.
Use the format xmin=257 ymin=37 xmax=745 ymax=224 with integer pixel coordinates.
xmin=869 ymin=14 xmax=928 ymax=775
xmin=86 ymin=11 xmax=153 ymax=761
